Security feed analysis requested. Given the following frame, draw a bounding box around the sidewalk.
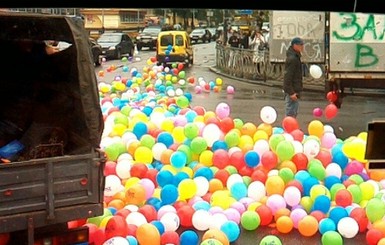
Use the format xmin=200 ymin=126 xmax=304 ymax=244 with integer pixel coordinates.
xmin=209 ymin=66 xmax=324 ymax=92
xmin=209 ymin=66 xmax=385 ymax=96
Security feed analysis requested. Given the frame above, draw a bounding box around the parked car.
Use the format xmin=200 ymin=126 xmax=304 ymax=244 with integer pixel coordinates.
xmin=97 ymin=32 xmax=134 ymax=60
xmin=189 ymin=28 xmax=212 ymax=44
xmin=207 ymin=27 xmax=218 ymax=41
xmin=156 ymin=30 xmax=194 ymax=67
xmin=136 ymin=26 xmax=162 ymax=51
xmin=89 ymin=37 xmax=102 ymax=66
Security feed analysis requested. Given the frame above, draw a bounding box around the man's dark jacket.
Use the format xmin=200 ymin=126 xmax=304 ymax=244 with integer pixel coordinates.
xmin=283 ymin=46 xmax=303 ymax=96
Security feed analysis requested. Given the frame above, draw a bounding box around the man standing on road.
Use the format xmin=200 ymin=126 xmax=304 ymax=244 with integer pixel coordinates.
xmin=283 ymin=37 xmax=304 ymax=118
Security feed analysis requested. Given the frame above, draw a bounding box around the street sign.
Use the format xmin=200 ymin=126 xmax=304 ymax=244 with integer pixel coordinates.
xmin=236 ymin=10 xmax=253 ymax=15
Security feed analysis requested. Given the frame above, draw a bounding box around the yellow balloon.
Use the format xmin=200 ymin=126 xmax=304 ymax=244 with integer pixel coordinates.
xmin=239 ymin=135 xmax=254 ymax=149
xmin=199 ymin=150 xmax=213 ymax=167
xmin=215 ymin=77 xmax=223 ymax=86
xmin=308 ymin=120 xmax=324 ymax=138
xmin=172 ymin=126 xmax=186 ymax=143
xmin=134 ymin=146 xmax=153 ymax=164
xmin=178 ymin=179 xmax=197 ymax=200
xmin=161 ymin=118 xmax=175 ymax=132
xmin=125 ymin=177 xmax=140 ymax=189
xmin=247 ymin=201 xmax=262 ymax=211
xmin=360 ymin=182 xmax=375 ymax=200
xmin=253 ymin=130 xmax=269 ymax=141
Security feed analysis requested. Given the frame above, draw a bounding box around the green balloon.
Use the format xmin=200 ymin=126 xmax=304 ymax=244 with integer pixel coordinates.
xmin=366 ymin=198 xmax=385 ymax=223
xmin=176 ymin=95 xmax=189 ymax=108
xmin=330 ymin=183 xmax=346 ymax=200
xmin=184 ymin=123 xmax=199 ymax=139
xmin=113 ymin=112 xmax=129 ymax=126
xmin=321 ymin=231 xmax=343 ymax=245
xmin=140 ymin=134 xmax=155 ymax=149
xmin=224 ymin=131 xmax=240 ymax=148
xmin=104 ymin=142 xmax=126 ymax=161
xmin=225 ymin=165 xmax=238 ymax=175
xmin=200 ymin=238 xmax=223 ymax=245
xmin=278 ymin=167 xmax=294 ymax=184
xmin=347 ymin=184 xmax=362 ymax=204
xmin=190 ymin=137 xmax=208 ymax=154
xmin=177 ymin=144 xmax=192 ymax=163
xmin=86 ymin=208 xmax=112 ymax=227
xmin=178 ymin=70 xmax=186 ymax=79
xmin=275 ymin=140 xmax=294 ymax=161
xmin=259 ymin=235 xmax=282 ymax=245
xmin=241 ymin=210 xmax=260 ymax=231
xmin=120 ymin=105 xmax=132 ymax=116
xmin=268 ymin=134 xmax=285 ymax=153
xmin=233 ymin=118 xmax=244 ymax=130
xmin=307 ymin=160 xmax=326 ymax=181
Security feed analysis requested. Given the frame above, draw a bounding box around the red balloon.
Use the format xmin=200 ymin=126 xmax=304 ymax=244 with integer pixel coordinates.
xmin=260 ymin=150 xmax=278 ymax=170
xmin=350 ymin=207 xmax=369 ymax=233
xmin=255 ymin=204 xmax=273 ymax=226
xmin=177 ymin=63 xmax=184 ymax=70
xmin=229 ymin=151 xmax=246 ymax=170
xmin=290 ymin=129 xmax=304 ymax=142
xmin=138 ymin=204 xmax=158 ymax=223
xmin=335 ymin=189 xmax=353 ymax=207
xmin=250 ymin=168 xmax=268 ymax=183
xmin=219 ymin=117 xmax=235 ymax=133
xmin=366 ymin=228 xmax=383 ymax=245
xmin=324 ymin=103 xmax=338 ymax=119
xmin=214 ymin=169 xmax=230 ymax=186
xmin=292 ymin=153 xmax=309 ymax=171
xmin=177 ymin=205 xmax=195 ymax=227
xmin=212 ymin=149 xmax=230 ymax=169
xmin=104 ymin=215 xmax=128 ymax=240
xmin=193 ymin=106 xmax=206 ymax=115
xmin=326 ymin=91 xmax=338 ymax=102
xmin=130 ymin=163 xmax=148 ymax=178
xmin=161 ymin=231 xmax=180 ymax=245
xmin=282 ymin=116 xmax=299 ymax=133
xmin=315 ymin=149 xmax=332 ymax=167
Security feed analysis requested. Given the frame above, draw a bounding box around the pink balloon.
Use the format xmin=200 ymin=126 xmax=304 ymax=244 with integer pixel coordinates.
xmin=227 ymin=85 xmax=235 ymax=94
xmin=313 ymin=107 xmax=323 ymax=117
xmin=215 ymin=102 xmax=231 ymax=119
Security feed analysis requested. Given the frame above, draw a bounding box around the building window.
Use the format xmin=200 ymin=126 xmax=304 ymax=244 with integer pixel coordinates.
xmin=120 ymin=12 xmax=143 ymax=24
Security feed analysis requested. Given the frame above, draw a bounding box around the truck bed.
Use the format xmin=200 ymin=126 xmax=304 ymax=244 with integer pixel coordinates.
xmin=0 ymin=151 xmax=105 ymax=233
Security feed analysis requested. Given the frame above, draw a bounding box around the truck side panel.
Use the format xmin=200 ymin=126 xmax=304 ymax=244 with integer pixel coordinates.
xmin=0 ymin=152 xmax=105 ymax=233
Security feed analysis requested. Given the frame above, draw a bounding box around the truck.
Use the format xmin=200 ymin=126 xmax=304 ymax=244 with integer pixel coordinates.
xmin=0 ymin=12 xmax=105 ymax=244
xmin=268 ymin=11 xmax=385 ymax=107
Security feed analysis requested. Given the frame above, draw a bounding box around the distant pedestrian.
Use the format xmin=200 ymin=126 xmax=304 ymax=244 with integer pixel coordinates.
xmin=283 ymin=37 xmax=304 ymax=118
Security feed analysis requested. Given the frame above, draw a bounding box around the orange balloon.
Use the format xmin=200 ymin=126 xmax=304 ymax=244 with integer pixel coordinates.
xmin=298 ymin=215 xmax=319 ymax=237
xmin=241 ymin=122 xmax=257 ymax=137
xmin=107 ymin=199 xmax=125 ymax=210
xmin=160 ymin=149 xmax=174 ymax=165
xmin=125 ymin=184 xmax=146 ymax=205
xmin=202 ymin=229 xmax=230 ymax=245
xmin=282 ymin=116 xmax=299 ymax=133
xmin=257 ymin=123 xmax=273 ymax=137
xmin=278 ymin=160 xmax=297 ymax=174
xmin=274 ymin=208 xmax=291 ymax=222
xmin=136 ymin=223 xmax=161 ymax=245
xmin=265 ymin=175 xmax=285 ymax=196
xmin=276 ymin=216 xmax=294 ymax=233
xmin=209 ymin=178 xmax=224 ymax=193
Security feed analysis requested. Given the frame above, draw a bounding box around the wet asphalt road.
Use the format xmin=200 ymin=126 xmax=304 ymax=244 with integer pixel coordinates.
xmin=95 ymin=43 xmax=385 ymax=244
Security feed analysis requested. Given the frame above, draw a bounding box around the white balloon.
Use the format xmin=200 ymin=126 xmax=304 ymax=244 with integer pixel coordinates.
xmin=309 ymin=65 xmax=323 ymax=79
xmin=103 ymin=236 xmax=129 ymax=245
xmin=337 ymin=217 xmax=359 ymax=238
xmin=260 ymin=106 xmax=277 ymax=124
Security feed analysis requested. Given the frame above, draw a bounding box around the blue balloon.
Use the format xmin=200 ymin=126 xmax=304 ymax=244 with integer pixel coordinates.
xmin=156 ymin=170 xmax=174 ymax=187
xmin=157 ymin=132 xmax=174 ymax=148
xmin=332 ymin=151 xmax=349 ymax=170
xmin=230 ymin=182 xmax=248 ymax=200
xmin=318 ymin=218 xmax=336 ymax=234
xmin=324 ymin=176 xmax=341 ymax=190
xmin=212 ymin=140 xmax=229 ymax=152
xmin=329 ymin=206 xmax=348 ymax=225
xmin=173 ymin=172 xmax=190 ymax=186
xmin=150 ymin=220 xmax=165 ymax=235
xmin=170 ymin=151 xmax=187 ymax=169
xmin=146 ymin=197 xmax=161 ymax=211
xmin=132 ymin=121 xmax=148 ymax=139
xmin=193 ymin=166 xmax=214 ymax=180
xmin=302 ymin=176 xmax=319 ymax=196
xmin=220 ymin=220 xmax=241 ymax=242
xmin=244 ymin=151 xmax=260 ymax=168
xmin=192 ymin=200 xmax=211 ymax=211
xmin=180 ymin=230 xmax=199 ymax=245
xmin=160 ymin=184 xmax=178 ymax=205
xmin=126 ymin=235 xmax=138 ymax=245
xmin=312 ymin=195 xmax=331 ymax=214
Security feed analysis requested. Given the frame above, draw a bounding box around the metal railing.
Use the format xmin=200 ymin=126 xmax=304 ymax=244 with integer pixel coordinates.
xmin=215 ymin=43 xmax=324 ymax=87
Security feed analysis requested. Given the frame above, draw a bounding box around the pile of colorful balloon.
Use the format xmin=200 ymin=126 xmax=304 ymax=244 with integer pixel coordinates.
xmin=74 ymin=58 xmax=385 ymax=245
